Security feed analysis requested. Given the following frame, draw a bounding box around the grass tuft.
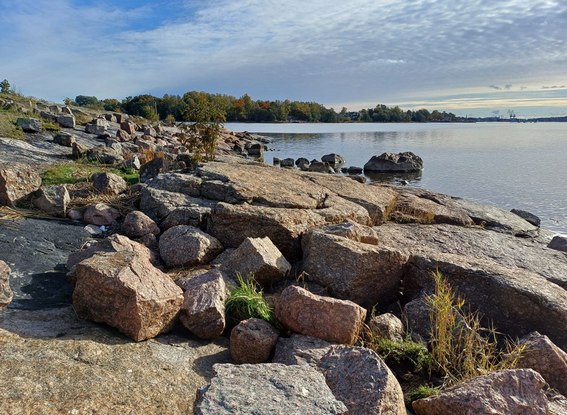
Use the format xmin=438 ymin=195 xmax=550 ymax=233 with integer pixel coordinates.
xmin=41 ymin=161 xmax=139 ymax=186
xmin=0 ymin=110 xmax=24 ymax=139
xmin=225 ymin=273 xmax=277 ymax=326
xmin=407 ymin=385 xmax=439 ymax=403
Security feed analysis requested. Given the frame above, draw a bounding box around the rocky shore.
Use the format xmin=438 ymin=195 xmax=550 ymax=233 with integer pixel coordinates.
xmin=1 ymin=103 xmax=567 ymax=414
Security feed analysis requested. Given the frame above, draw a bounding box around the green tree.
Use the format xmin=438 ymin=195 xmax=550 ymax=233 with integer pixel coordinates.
xmin=75 ymin=95 xmax=100 ymax=108
xmin=0 ymin=79 xmax=11 ymax=94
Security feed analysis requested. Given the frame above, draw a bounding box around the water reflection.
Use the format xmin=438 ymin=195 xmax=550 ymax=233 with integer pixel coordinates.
xmin=364 ymin=170 xmax=423 ymax=185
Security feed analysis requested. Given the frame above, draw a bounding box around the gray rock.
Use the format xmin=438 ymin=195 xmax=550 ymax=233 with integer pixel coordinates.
xmin=295 ymin=157 xmax=310 ymax=168
xmin=121 ymin=210 xmax=160 ymax=238
xmin=85 ymin=146 xmax=124 ymax=164
xmin=178 ymin=269 xmax=227 ymax=340
xmin=364 ymin=151 xmax=423 ymax=172
xmin=72 ymin=141 xmax=87 ymax=159
xmin=85 ymin=124 xmax=106 ymax=135
xmin=16 ymin=117 xmax=42 ymax=133
xmin=272 ymin=334 xmax=334 ymax=367
xmin=247 ymin=143 xmax=264 ymax=156
xmin=308 ymin=160 xmax=333 ymax=173
xmin=302 ymin=227 xmax=408 ymax=307
xmin=272 ymin=157 xmax=280 ymax=166
xmin=91 ymin=172 xmax=128 ymax=195
xmin=194 ymin=363 xmax=347 ymax=415
xmin=219 ymin=237 xmax=291 ymax=287
xmin=32 ymin=185 xmax=70 ymax=217
xmin=0 ymin=260 xmax=13 ymax=308
xmin=57 ymin=114 xmax=76 ymax=128
xmin=403 ymin=296 xmax=431 ymax=342
xmin=280 ymin=157 xmax=295 ymax=168
xmin=159 ymin=225 xmax=223 ymax=268
xmin=412 ymin=369 xmax=548 ymax=415
xmin=0 ymin=163 xmax=42 ymax=207
xmin=321 ymin=153 xmax=345 ymax=165
xmin=319 ymin=345 xmax=406 ymax=415
xmin=230 ymin=318 xmax=279 ymax=363
xmin=369 ymin=313 xmax=405 ymax=341
xmin=516 ymin=332 xmax=567 ymax=396
xmin=347 ymin=166 xmax=363 ymax=174
xmin=511 ymin=208 xmax=541 ymax=227
xmin=53 ymin=131 xmax=76 ymax=147
xmin=548 ymin=235 xmax=567 ymax=253
xmin=140 ymin=158 xmax=170 ymax=182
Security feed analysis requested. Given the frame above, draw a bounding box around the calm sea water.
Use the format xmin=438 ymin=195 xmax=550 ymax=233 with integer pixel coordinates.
xmin=225 ymin=122 xmax=567 ymax=234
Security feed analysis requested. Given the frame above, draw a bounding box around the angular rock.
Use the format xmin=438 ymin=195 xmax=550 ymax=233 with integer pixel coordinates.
xmin=83 ymin=203 xmax=121 ymax=226
xmin=321 ymin=153 xmax=345 ymax=165
xmin=72 ymin=141 xmax=87 ymax=159
xmin=53 ymin=131 xmax=76 ymax=147
xmin=0 ymin=163 xmax=42 ymax=207
xmin=91 ymin=172 xmax=128 ymax=195
xmin=0 ymin=260 xmax=13 ymax=307
xmin=391 ymin=191 xmax=474 ymax=226
xmin=140 ymin=158 xmax=171 ymax=183
xmin=57 ymin=114 xmax=76 ymax=128
xmin=120 ymin=121 xmax=137 ymax=135
xmin=412 ymin=369 xmax=548 ymax=415
xmin=311 ymin=220 xmax=380 ymax=245
xmin=32 ymin=184 xmax=70 ymax=217
xmin=230 ymin=318 xmax=279 ymax=363
xmin=308 ymin=160 xmax=333 ymax=173
xmin=369 ymin=313 xmax=405 ymax=341
xmin=302 ymin=228 xmax=408 ymax=307
xmin=16 ymin=117 xmax=42 ymax=133
xmin=404 ymin=252 xmax=567 ymax=351
xmin=178 ymin=270 xmax=227 ymax=339
xmin=219 ymin=237 xmax=291 ymax=287
xmin=403 ymin=296 xmax=431 ymax=342
xmin=194 ymin=363 xmax=347 ymax=415
xmin=85 ymin=123 xmax=106 ymax=135
xmin=72 ymin=250 xmax=183 ymax=341
xmin=364 ymin=151 xmax=423 ymax=172
xmin=511 ymin=208 xmax=541 ymax=227
xmin=159 ymin=225 xmax=223 ymax=268
xmin=275 ymin=285 xmax=366 ymax=345
xmin=516 ymin=332 xmax=567 ymax=396
xmin=280 ymin=157 xmax=295 ymax=168
xmin=122 ymin=210 xmax=160 ymax=239
xmin=140 ymin=187 xmax=213 ymax=225
xmin=85 ymin=146 xmax=124 ymax=164
xmin=272 ymin=334 xmax=334 ymax=367
xmin=319 ymin=345 xmax=406 ymax=415
xmin=548 ymin=235 xmax=567 ymax=253
xmin=116 ymin=129 xmax=132 ymax=142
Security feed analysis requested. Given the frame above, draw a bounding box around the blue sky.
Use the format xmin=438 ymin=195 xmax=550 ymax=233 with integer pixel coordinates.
xmin=0 ymin=0 xmax=565 ymax=117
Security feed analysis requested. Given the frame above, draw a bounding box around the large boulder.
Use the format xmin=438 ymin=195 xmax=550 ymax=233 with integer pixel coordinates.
xmin=194 ymin=363 xmax=347 ymax=415
xmin=72 ymin=250 xmax=183 ymax=342
xmin=121 ymin=210 xmax=160 ymax=239
xmin=368 ymin=312 xmax=405 ymax=341
xmin=83 ymin=203 xmax=121 ymax=226
xmin=321 ymin=153 xmax=345 ymax=165
xmin=0 ymin=163 xmax=42 ymax=206
xmin=91 ymin=172 xmax=128 ymax=195
xmin=57 ymin=114 xmax=76 ymax=128
xmin=548 ymin=235 xmax=567 ymax=253
xmin=16 ymin=117 xmax=42 ymax=133
xmin=364 ymin=151 xmax=423 ymax=172
xmin=85 ymin=146 xmax=124 ymax=165
xmin=275 ymin=285 xmax=366 ymax=345
xmin=31 ymin=184 xmax=70 ymax=217
xmin=516 ymin=332 xmax=567 ymax=396
xmin=302 ymin=227 xmax=408 ymax=307
xmin=219 ymin=237 xmax=291 ymax=286
xmin=412 ymin=369 xmax=548 ymax=415
xmin=159 ymin=225 xmax=223 ymax=268
xmin=319 ymin=346 xmax=406 ymax=415
xmin=178 ymin=270 xmax=227 ymax=339
xmin=0 ymin=260 xmax=13 ymax=308
xmin=230 ymin=318 xmax=279 ymax=363
xmin=53 ymin=131 xmax=76 ymax=147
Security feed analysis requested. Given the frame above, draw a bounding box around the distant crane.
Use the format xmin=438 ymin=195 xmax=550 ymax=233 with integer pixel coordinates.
xmin=507 ymin=109 xmax=516 ymax=119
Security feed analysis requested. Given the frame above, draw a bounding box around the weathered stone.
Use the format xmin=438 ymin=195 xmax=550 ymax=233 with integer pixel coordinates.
xmin=32 ymin=184 xmax=70 ymax=217
xmin=159 ymin=225 xmax=223 ymax=268
xmin=0 ymin=163 xmax=42 ymax=206
xmin=516 ymin=332 xmax=567 ymax=396
xmin=280 ymin=157 xmax=295 ymax=168
xmin=247 ymin=143 xmax=264 ymax=156
xmin=72 ymin=250 xmax=183 ymax=342
xmin=369 ymin=313 xmax=405 ymax=341
xmin=391 ymin=191 xmax=474 ymax=226
xmin=309 ymin=160 xmax=333 ymax=173
xmin=67 ymin=234 xmax=155 ymax=276
xmin=83 ymin=203 xmax=121 ymax=226
xmin=16 ymin=117 xmax=42 ymax=133
xmin=364 ymin=151 xmax=423 ymax=172
xmin=412 ymin=369 xmax=548 ymax=415
xmin=275 ymin=285 xmax=366 ymax=345
xmin=347 ymin=166 xmax=363 ymax=174
xmin=0 ymin=260 xmax=13 ymax=308
xmin=194 ymin=363 xmax=347 ymax=415
xmin=71 ymin=141 xmax=87 ymax=159
xmin=85 ymin=123 xmax=106 ymax=135
xmin=143 ymin=125 xmax=157 ymax=137
xmin=91 ymin=172 xmax=128 ymax=195
xmin=140 ymin=157 xmax=170 ymax=182
xmin=511 ymin=208 xmax=541 ymax=227
xmin=230 ymin=318 xmax=279 ymax=363
xmin=122 ymin=210 xmax=160 ymax=238
xmin=57 ymin=114 xmax=76 ymax=128
xmin=403 ymin=295 xmax=431 ymax=342
xmin=272 ymin=334 xmax=334 ymax=367
xmin=178 ymin=270 xmax=227 ymax=339
xmin=219 ymin=237 xmax=291 ymax=286
xmin=319 ymin=345 xmax=406 ymax=415
xmin=85 ymin=146 xmax=124 ymax=164
xmin=404 ymin=252 xmax=567 ymax=351
xmin=548 ymin=235 xmax=567 ymax=253
xmin=302 ymin=228 xmax=408 ymax=307
xmin=311 ymin=219 xmax=380 ymax=245
xmin=321 ymin=153 xmax=345 ymax=165
xmin=140 ymin=187 xmax=213 ymax=224
xmin=116 ymin=129 xmax=132 ymax=142
xmin=53 ymin=131 xmax=76 ymax=147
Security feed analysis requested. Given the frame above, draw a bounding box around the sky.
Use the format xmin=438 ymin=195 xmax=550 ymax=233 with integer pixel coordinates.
xmin=0 ymin=0 xmax=565 ymax=117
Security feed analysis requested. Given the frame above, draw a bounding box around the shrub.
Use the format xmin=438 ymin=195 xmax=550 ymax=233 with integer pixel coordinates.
xmin=363 ymin=332 xmax=433 ymax=374
xmin=225 ymin=273 xmax=277 ymax=326
xmin=427 ymin=270 xmax=524 ymax=385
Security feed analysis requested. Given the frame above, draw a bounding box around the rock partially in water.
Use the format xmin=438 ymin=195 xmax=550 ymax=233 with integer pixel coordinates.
xmin=364 ymin=151 xmax=423 ymax=172
xmin=511 ymin=208 xmax=541 ymax=227
xmin=548 ymin=235 xmax=567 ymax=253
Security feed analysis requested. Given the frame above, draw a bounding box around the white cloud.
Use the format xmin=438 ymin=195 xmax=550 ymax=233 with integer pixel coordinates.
xmin=0 ymin=0 xmax=565 ymax=115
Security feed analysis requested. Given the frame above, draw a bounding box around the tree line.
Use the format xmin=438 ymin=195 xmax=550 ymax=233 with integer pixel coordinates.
xmin=67 ymin=91 xmax=461 ymax=123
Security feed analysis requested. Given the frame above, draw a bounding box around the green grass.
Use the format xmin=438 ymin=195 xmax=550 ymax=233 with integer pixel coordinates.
xmin=370 ymin=337 xmax=434 ymax=373
xmin=225 ymin=273 xmax=278 ymax=326
xmin=0 ymin=110 xmax=24 ymax=139
xmin=41 ymin=161 xmax=139 ymax=186
xmin=407 ymin=385 xmax=439 ymax=403
xmin=43 ymin=122 xmax=61 ymax=132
